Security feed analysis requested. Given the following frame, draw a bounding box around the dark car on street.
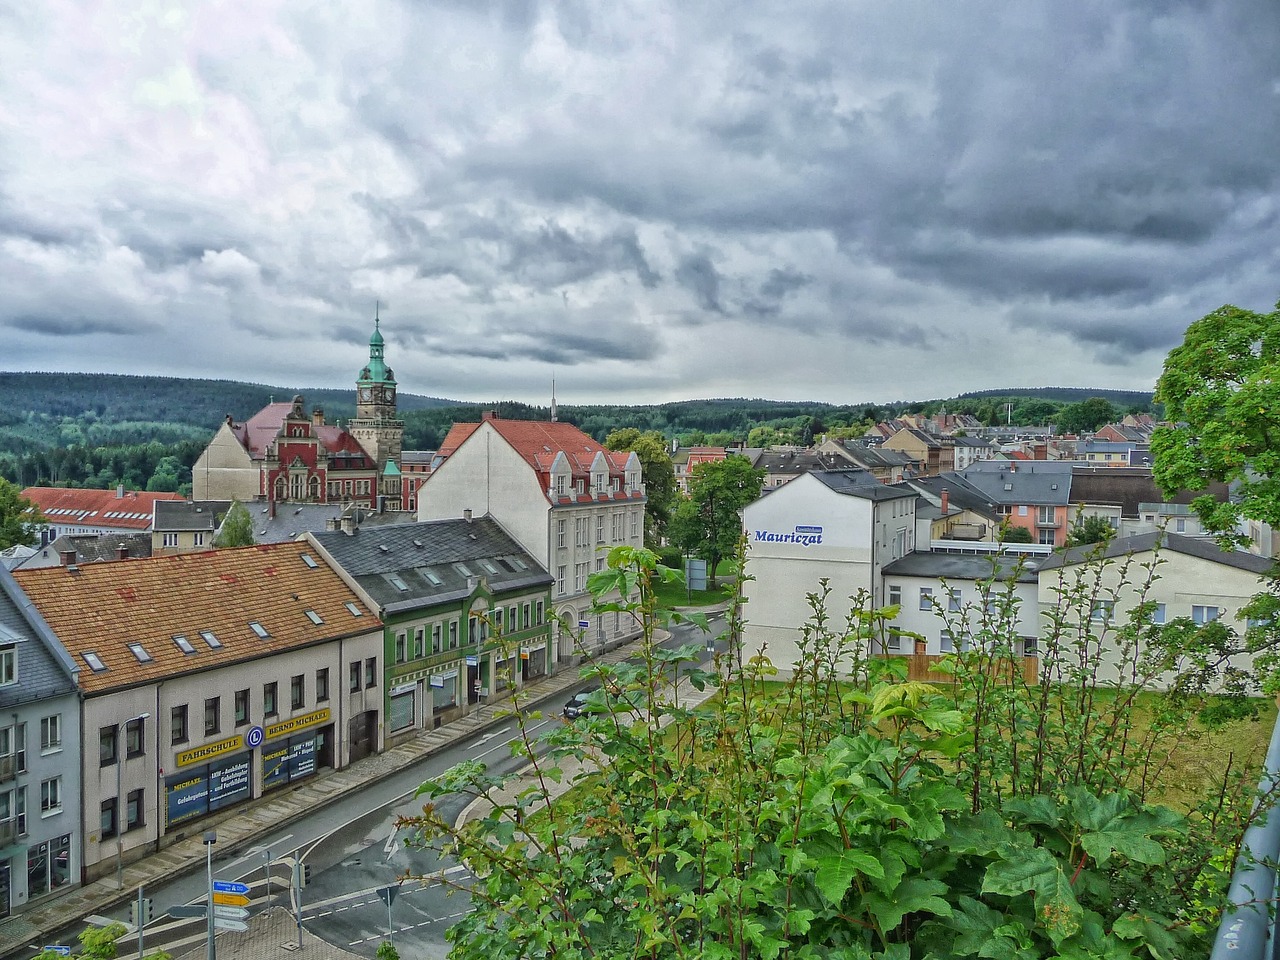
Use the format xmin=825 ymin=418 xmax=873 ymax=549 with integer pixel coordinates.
xmin=563 ymin=687 xmax=601 ymax=720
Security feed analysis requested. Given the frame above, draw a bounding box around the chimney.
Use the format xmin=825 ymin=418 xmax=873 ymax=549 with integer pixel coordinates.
xmin=940 ymin=488 xmax=950 ymax=515
xmin=481 ymin=411 xmax=497 ymax=421
xmin=116 ymin=484 xmax=125 ymax=499
xmin=225 ymin=414 xmax=233 ymax=426
xmin=116 ymin=545 xmax=129 ymax=561
xmin=463 ymin=509 xmax=473 ymax=522
xmin=59 ymin=549 xmax=76 ymax=566
xmin=340 ymin=516 xmax=356 ymax=536
xmin=269 ymin=499 xmax=276 ymax=519
xmin=312 ymin=407 xmax=324 ymax=427
xmin=326 ymin=518 xmax=340 ymax=531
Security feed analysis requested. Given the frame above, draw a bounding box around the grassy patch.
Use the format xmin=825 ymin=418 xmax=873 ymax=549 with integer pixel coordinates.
xmin=654 ymin=560 xmax=738 ymax=610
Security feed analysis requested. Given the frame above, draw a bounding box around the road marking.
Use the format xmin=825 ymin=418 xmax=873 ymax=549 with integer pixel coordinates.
xmin=383 ymin=826 xmax=400 ymax=860
xmin=475 ymin=727 xmax=511 ymax=744
xmin=232 ymin=834 xmax=294 ymax=866
xmin=474 ymin=719 xmax=553 ymax=760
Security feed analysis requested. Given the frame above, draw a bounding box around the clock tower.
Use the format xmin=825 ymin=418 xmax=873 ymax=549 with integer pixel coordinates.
xmin=349 ymin=313 xmax=405 ymax=502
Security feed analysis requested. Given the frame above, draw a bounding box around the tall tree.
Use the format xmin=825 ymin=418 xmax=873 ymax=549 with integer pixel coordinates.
xmin=1153 ymin=302 xmax=1280 ymax=544
xmin=1055 ymin=397 xmax=1119 ymax=434
xmin=686 ymin=455 xmax=765 ymax=587
xmin=213 ymin=500 xmax=255 ymax=548
xmin=0 ymin=478 xmax=43 ymax=550
xmin=604 ymin=428 xmax=677 ymax=546
xmin=1065 ymin=514 xmax=1116 ymax=548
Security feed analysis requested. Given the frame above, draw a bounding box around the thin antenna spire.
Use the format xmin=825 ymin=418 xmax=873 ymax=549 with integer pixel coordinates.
xmin=375 ymin=300 xmax=380 ymax=328
xmin=550 ymin=375 xmax=558 ymax=422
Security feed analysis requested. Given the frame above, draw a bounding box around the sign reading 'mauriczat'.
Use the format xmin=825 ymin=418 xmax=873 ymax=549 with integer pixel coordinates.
xmin=753 ymin=525 xmax=824 ymax=546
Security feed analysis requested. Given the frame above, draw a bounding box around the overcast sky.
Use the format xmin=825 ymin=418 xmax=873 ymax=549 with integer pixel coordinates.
xmin=3 ymin=1 xmax=1278 ymax=407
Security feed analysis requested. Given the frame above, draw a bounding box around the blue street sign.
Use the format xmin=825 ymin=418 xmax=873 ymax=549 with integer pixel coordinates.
xmin=42 ymin=947 xmax=71 ymax=956
xmin=245 ymin=725 xmax=265 ymax=748
xmin=213 ymin=880 xmax=250 ymax=895
xmin=578 ymin=620 xmax=590 ymax=629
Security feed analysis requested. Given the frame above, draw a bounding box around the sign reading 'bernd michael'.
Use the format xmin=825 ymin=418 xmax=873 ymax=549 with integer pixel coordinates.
xmin=753 ymin=525 xmax=824 ymax=546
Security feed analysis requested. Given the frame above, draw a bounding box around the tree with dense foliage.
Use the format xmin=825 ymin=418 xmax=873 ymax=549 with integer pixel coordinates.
xmin=0 ymin=478 xmax=43 ymax=549
xmin=32 ymin=922 xmax=171 ymax=960
xmin=1055 ymin=397 xmax=1120 ymax=434
xmin=999 ymin=522 xmax=1034 ymax=544
xmin=683 ymin=455 xmax=765 ymax=587
xmin=409 ymin=546 xmax=1267 ymax=959
xmin=1152 ymin=302 xmax=1280 ymax=545
xmin=213 ymin=500 xmax=255 ymax=548
xmin=604 ymin=428 xmax=677 ymax=546
xmin=1065 ymin=513 xmax=1117 ymax=548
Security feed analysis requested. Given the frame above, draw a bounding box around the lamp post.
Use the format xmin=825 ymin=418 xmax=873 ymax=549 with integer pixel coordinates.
xmin=116 ymin=711 xmax=150 ymax=890
xmin=203 ymin=831 xmax=217 ymax=960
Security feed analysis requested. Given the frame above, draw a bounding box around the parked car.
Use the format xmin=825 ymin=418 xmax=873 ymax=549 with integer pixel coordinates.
xmin=563 ymin=687 xmax=601 ymax=720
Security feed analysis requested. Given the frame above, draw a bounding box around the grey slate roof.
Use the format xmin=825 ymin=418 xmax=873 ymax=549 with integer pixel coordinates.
xmin=949 ymin=461 xmax=1073 ymax=506
xmin=0 ymin=566 xmax=78 ymax=707
xmin=811 ymin=470 xmax=915 ymax=501
xmin=310 ymin=516 xmax=553 ymax=616
xmin=834 ymin=441 xmax=915 ymax=470
xmin=154 ymin=500 xmax=231 ymax=532
xmin=1067 ymin=468 xmax=1230 ymax=519
xmin=1038 ymin=532 xmax=1277 ymax=575
xmin=882 ymin=551 xmax=1039 ymax=583
xmin=17 ymin=533 xmax=152 ymax=569
xmin=893 ymin=477 xmax=1002 ymax=520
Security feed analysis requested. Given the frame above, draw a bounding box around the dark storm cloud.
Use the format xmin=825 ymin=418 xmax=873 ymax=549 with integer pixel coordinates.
xmin=4 ymin=313 xmax=151 ymax=337
xmin=4 ymin=0 xmax=1280 ymax=400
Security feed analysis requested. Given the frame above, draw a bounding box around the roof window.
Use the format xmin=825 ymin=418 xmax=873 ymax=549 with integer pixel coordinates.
xmin=387 ymin=574 xmax=409 ymax=592
xmin=453 ymin=562 xmax=473 ymax=577
xmin=173 ymin=635 xmax=196 ymax=655
xmin=301 ymin=553 xmax=319 ymax=569
xmin=305 ymin=609 xmax=324 ymax=625
xmin=83 ymin=652 xmax=107 ymax=672
xmin=128 ymin=643 xmax=153 ymax=663
xmin=344 ymin=602 xmax=363 ymax=617
xmin=479 ymin=559 xmax=498 ymax=574
xmin=510 ymin=557 xmax=528 ymax=570
xmin=249 ymin=621 xmax=271 ymax=638
xmin=200 ymin=630 xmax=223 ymax=649
xmin=419 ymin=568 xmax=443 ymax=586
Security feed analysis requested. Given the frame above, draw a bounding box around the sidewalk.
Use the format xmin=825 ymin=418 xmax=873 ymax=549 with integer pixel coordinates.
xmin=0 ymin=631 xmax=676 ymax=960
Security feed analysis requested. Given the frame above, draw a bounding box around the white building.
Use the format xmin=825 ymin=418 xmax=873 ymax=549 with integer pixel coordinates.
xmin=741 ymin=472 xmax=917 ymax=670
xmin=418 ymin=414 xmax=646 ymax=663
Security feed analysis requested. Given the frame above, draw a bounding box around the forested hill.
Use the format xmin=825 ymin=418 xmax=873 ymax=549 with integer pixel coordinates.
xmin=955 ymin=387 xmax=1154 ymax=407
xmin=0 ymin=372 xmax=459 ymax=429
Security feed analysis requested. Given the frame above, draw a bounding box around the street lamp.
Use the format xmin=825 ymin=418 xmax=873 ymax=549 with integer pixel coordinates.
xmin=116 ymin=711 xmax=150 ymax=890
xmin=203 ymin=831 xmax=217 ymax=960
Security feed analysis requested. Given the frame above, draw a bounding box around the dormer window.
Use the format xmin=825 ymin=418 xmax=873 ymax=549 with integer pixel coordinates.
xmin=555 ymin=475 xmax=567 ymax=496
xmin=594 ymin=474 xmax=607 ymax=493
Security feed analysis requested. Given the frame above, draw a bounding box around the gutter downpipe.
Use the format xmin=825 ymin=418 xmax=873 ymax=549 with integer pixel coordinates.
xmin=1210 ymin=708 xmax=1280 ymax=959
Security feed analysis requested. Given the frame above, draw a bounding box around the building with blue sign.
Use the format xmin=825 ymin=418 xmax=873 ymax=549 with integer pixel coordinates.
xmin=13 ymin=542 xmax=383 ymax=883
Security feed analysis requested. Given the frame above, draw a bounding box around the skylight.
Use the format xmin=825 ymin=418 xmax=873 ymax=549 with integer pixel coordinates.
xmin=83 ymin=652 xmax=107 ymax=672
xmin=249 ymin=621 xmax=270 ymax=638
xmin=419 ymin=568 xmax=443 ymax=586
xmin=301 ymin=553 xmax=318 ymax=569
xmin=479 ymin=559 xmax=498 ymax=574
xmin=344 ymin=602 xmax=363 ymax=617
xmin=200 ymin=630 xmax=222 ymax=649
xmin=510 ymin=556 xmax=528 ymax=570
xmin=453 ymin=562 xmax=473 ymax=577
xmin=387 ymin=574 xmax=409 ymax=592
xmin=127 ymin=643 xmax=152 ymax=663
xmin=305 ymin=609 xmax=324 ymax=625
xmin=173 ymin=635 xmax=196 ymax=655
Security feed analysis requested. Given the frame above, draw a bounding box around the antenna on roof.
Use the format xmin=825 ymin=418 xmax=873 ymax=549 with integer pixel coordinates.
xmin=550 ymin=374 xmax=558 ymax=423
xmin=375 ymin=299 xmax=380 ymax=328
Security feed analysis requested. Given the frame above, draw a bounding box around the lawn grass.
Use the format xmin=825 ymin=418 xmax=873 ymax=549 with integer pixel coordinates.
xmin=654 ymin=559 xmax=737 ymax=610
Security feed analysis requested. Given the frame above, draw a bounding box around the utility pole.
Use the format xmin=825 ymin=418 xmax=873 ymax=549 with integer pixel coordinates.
xmin=136 ymin=886 xmax=145 ymax=960
xmin=203 ymin=831 xmax=217 ymax=960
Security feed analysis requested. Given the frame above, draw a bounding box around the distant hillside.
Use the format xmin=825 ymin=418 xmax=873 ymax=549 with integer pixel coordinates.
xmin=955 ymin=387 xmax=1155 ymax=406
xmin=0 ymin=372 xmax=459 ymax=431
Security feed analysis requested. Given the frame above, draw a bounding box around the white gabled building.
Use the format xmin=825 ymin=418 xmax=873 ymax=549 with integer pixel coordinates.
xmin=741 ymin=471 xmax=917 ymax=670
xmin=417 ymin=414 xmax=646 ymax=663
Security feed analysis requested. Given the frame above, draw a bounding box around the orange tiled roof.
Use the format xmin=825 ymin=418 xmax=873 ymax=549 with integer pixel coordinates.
xmin=14 ymin=542 xmax=380 ymax=695
xmin=22 ymin=487 xmax=185 ymax=531
xmin=437 ymin=422 xmax=481 ymax=458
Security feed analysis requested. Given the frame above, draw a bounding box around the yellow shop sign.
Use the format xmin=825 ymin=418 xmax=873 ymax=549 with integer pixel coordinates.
xmin=176 ymin=735 xmax=243 ymax=768
xmin=265 ymin=708 xmax=331 ymax=741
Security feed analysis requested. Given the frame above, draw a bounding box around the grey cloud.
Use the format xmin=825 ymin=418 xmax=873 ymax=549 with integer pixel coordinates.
xmin=675 ymin=251 xmax=725 ymax=314
xmin=5 ymin=313 xmax=152 ymax=337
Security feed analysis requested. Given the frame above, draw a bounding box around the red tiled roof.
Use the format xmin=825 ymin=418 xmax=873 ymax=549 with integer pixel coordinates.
xmin=237 ymin=402 xmax=296 ymax=458
xmin=22 ymin=487 xmax=185 ymax=531
xmin=437 ymin=422 xmax=481 ymax=458
xmin=14 ymin=541 xmax=380 ymax=695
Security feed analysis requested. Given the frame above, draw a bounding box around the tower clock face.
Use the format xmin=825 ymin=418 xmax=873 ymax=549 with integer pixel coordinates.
xmin=359 ymin=388 xmax=372 ymax=402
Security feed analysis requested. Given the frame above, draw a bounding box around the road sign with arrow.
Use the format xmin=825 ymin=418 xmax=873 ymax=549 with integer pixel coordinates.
xmin=167 ymin=904 xmax=208 ymax=919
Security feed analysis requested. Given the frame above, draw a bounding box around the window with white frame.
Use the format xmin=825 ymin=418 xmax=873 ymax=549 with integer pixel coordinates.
xmin=557 ymin=566 xmax=566 ymax=596
xmin=630 ymin=511 xmax=639 ymax=539
xmin=555 ymin=474 xmax=567 ymax=496
xmin=0 ymin=644 xmax=15 ymax=686
xmin=575 ymin=562 xmax=589 ymax=593
xmin=39 ymin=716 xmax=60 ymax=753
xmin=193 ymin=532 xmax=204 ymax=546
xmin=39 ymin=777 xmax=61 ymax=815
xmin=947 ymin=589 xmax=961 ymax=612
xmin=596 ymin=515 xmax=605 ymax=543
xmin=162 ymin=533 xmax=178 ymax=547
xmin=1192 ymin=605 xmax=1220 ymax=625
xmin=1038 ymin=528 xmax=1056 ymax=545
xmin=1091 ymin=600 xmax=1114 ymax=623
xmin=919 ymin=587 xmax=933 ymax=611
xmin=940 ymin=630 xmax=956 ymax=653
xmin=886 ymin=631 xmax=902 ymax=652
xmin=1037 ymin=505 xmax=1055 ymax=525
xmin=1021 ymin=637 xmax=1039 ymax=657
xmin=1151 ymin=603 xmax=1166 ymax=625
xmin=557 ymin=519 xmax=566 ymax=548
xmin=888 ymin=585 xmax=901 ymax=608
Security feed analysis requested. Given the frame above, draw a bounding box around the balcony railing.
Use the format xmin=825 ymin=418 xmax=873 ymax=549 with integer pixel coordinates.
xmin=1210 ymin=707 xmax=1280 ymax=958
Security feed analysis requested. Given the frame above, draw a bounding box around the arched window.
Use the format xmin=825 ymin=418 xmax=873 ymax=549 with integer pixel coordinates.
xmin=308 ymin=476 xmax=320 ymax=500
xmin=274 ymin=477 xmax=286 ymax=501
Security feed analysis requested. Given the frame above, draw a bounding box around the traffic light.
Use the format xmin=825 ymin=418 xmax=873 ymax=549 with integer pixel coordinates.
xmin=303 ymin=864 xmax=312 ymax=887
xmin=295 ymin=861 xmax=312 ymax=889
xmin=129 ymin=897 xmax=154 ymax=926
